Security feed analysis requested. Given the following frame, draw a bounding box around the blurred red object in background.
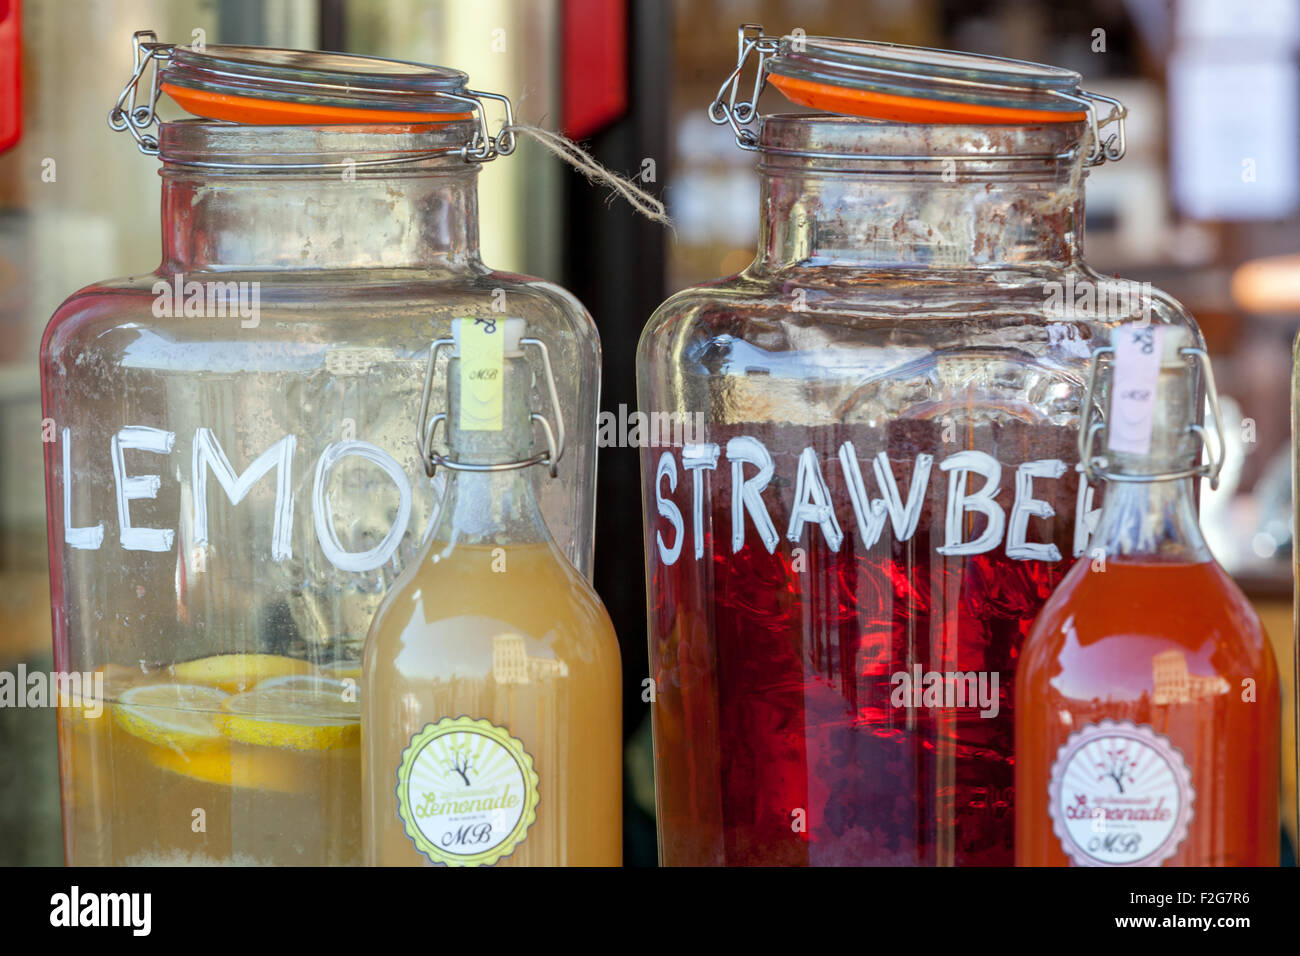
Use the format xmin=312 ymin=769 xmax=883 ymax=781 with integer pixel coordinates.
xmin=563 ymin=0 xmax=626 ymax=139
xmin=0 ymin=0 xmax=19 ymax=153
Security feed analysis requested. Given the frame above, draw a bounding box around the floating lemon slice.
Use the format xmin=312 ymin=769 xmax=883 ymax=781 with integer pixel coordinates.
xmin=317 ymin=659 xmax=362 ymax=681
xmin=219 ymin=686 xmax=360 ymax=751
xmin=173 ymin=653 xmax=316 ymax=693
xmin=148 ymin=741 xmax=303 ymax=793
xmin=255 ymin=674 xmax=358 ymax=697
xmin=253 ymin=674 xmax=362 ymax=712
xmin=60 ymin=662 xmax=161 ymax=714
xmin=112 ymin=683 xmax=229 ymax=751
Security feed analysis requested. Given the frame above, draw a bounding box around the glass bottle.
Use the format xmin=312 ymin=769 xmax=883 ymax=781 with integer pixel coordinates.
xmin=363 ymin=318 xmax=622 ymax=867
xmin=1016 ymin=324 xmax=1279 ymax=866
xmin=637 ymin=29 xmax=1201 ymax=866
xmin=42 ymin=39 xmax=599 ymax=866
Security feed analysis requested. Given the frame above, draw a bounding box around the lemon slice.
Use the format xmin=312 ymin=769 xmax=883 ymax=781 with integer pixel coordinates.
xmin=254 ymin=674 xmax=358 ymax=698
xmin=112 ymin=683 xmax=229 ymax=750
xmin=318 ymin=659 xmax=362 ymax=681
xmin=148 ymin=741 xmax=303 ymax=793
xmin=219 ymin=686 xmax=360 ymax=751
xmin=173 ymin=653 xmax=316 ymax=693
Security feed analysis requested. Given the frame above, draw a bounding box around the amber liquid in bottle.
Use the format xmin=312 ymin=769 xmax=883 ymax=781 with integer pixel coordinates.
xmin=1016 ymin=326 xmax=1279 ymax=866
xmin=363 ymin=322 xmax=622 ymax=866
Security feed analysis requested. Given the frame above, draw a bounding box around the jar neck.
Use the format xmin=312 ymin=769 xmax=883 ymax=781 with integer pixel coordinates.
xmin=1091 ymin=478 xmax=1209 ymax=562
xmin=1092 ymin=355 xmax=1209 ymax=562
xmin=433 ymin=468 xmax=549 ymax=549
xmin=750 ymin=115 xmax=1087 ymax=273
xmin=431 ymin=355 xmax=551 ymax=548
xmin=157 ymin=121 xmax=484 ymax=273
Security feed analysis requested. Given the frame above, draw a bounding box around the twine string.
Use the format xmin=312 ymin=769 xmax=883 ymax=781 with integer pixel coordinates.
xmin=504 ymin=123 xmax=672 ymax=227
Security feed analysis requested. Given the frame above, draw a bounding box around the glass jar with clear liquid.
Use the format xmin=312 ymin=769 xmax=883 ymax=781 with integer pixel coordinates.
xmin=637 ymin=27 xmax=1205 ymax=866
xmin=41 ymin=36 xmax=599 ymax=865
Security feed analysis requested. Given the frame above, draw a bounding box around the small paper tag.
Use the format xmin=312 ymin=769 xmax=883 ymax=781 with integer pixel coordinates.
xmin=457 ymin=317 xmax=504 ymax=431
xmin=1107 ymin=323 xmax=1165 ymax=455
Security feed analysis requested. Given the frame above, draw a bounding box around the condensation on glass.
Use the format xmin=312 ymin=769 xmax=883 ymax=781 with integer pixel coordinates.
xmin=636 ymin=27 xmax=1204 ymax=866
xmin=42 ymin=35 xmax=599 ymax=865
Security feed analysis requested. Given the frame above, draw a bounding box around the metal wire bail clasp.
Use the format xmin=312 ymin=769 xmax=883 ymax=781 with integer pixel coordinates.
xmin=1079 ymin=340 xmax=1227 ymax=490
xmin=108 ymin=30 xmax=174 ymax=155
xmin=708 ymin=23 xmax=779 ymax=150
xmin=1048 ymin=89 xmax=1127 ymax=166
xmin=416 ymin=335 xmax=566 ymax=479
xmin=449 ymin=89 xmax=517 ymax=162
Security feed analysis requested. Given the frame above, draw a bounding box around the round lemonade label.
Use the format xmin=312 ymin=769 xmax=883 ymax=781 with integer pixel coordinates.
xmin=396 ymin=716 xmax=539 ymax=866
xmin=1048 ymin=719 xmax=1194 ymax=867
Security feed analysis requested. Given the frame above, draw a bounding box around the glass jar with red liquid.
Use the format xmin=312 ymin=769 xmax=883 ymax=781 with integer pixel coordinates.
xmin=1016 ymin=324 xmax=1279 ymax=866
xmin=636 ymin=27 xmax=1204 ymax=866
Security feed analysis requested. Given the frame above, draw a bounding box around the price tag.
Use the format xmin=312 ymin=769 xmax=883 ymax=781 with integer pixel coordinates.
xmin=456 ymin=317 xmax=504 ymax=431
xmin=1107 ymin=323 xmax=1165 ymax=455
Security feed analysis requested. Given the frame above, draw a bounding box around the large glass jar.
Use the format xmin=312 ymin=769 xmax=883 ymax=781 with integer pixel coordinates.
xmin=637 ymin=31 xmax=1203 ymax=866
xmin=41 ymin=40 xmax=599 ymax=865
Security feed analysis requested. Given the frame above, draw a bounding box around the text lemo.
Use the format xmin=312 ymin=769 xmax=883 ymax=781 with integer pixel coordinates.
xmin=58 ymin=425 xmax=419 ymax=573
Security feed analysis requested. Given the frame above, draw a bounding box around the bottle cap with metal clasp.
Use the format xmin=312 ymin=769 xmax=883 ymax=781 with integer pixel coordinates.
xmin=711 ymin=24 xmax=1127 ymax=166
xmin=1080 ymin=324 xmax=1227 ymax=490
xmin=416 ymin=320 xmax=566 ymax=480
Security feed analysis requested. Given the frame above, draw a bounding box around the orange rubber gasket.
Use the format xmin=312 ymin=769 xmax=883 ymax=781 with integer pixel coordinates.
xmin=161 ymin=83 xmax=474 ymax=125
xmin=769 ymin=73 xmax=1087 ymax=124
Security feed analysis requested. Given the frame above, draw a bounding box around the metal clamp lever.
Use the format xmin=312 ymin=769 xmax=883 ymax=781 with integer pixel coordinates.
xmin=107 ymin=30 xmax=173 ymax=155
xmin=1047 ymin=89 xmax=1127 ymax=166
xmin=707 ymin=24 xmax=779 ymax=151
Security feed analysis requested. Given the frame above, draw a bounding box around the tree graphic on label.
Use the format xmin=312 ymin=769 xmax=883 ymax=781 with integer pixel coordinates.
xmin=1097 ymin=746 xmax=1138 ymax=794
xmin=444 ymin=745 xmax=475 ymax=786
xmin=1049 ymin=719 xmax=1194 ymax=866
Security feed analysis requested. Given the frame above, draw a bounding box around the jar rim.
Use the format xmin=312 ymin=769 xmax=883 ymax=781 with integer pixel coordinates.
xmin=756 ymin=112 xmax=1089 ymax=166
xmin=157 ymin=118 xmax=482 ymax=174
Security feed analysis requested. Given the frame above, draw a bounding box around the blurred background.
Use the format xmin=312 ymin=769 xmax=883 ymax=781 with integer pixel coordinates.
xmin=0 ymin=0 xmax=1296 ymax=866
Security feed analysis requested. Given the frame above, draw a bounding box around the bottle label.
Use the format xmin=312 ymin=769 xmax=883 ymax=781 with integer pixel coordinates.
xmin=458 ymin=317 xmax=505 ymax=431
xmin=1048 ymin=718 xmax=1194 ymax=866
xmin=1107 ymin=323 xmax=1166 ymax=455
xmin=396 ymin=715 xmax=540 ymax=866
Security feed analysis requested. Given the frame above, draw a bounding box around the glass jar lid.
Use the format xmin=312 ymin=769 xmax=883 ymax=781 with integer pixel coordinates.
xmin=109 ymin=30 xmax=515 ymax=164
xmin=711 ymin=24 xmax=1126 ymax=165
xmin=767 ymin=36 xmax=1088 ymax=124
xmin=159 ymin=44 xmax=476 ymax=124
